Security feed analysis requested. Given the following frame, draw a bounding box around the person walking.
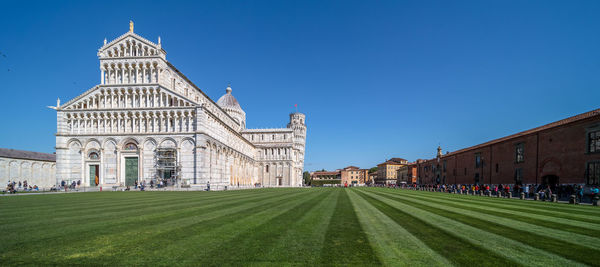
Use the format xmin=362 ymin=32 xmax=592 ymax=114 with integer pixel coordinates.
xmin=524 ymin=184 xmax=530 ymax=198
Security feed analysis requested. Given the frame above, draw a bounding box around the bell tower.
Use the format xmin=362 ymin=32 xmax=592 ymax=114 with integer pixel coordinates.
xmin=288 ymin=112 xmax=307 ymax=186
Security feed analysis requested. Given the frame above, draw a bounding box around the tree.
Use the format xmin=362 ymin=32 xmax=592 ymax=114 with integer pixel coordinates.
xmin=303 ymin=171 xmax=311 ymax=186
xmin=369 ymin=167 xmax=378 ymax=173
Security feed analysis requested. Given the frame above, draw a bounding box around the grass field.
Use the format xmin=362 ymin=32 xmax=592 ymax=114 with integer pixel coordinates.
xmin=1 ymin=187 xmax=600 ymax=266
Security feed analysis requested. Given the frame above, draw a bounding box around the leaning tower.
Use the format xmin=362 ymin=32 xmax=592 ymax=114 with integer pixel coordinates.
xmin=287 ymin=113 xmax=307 ymax=186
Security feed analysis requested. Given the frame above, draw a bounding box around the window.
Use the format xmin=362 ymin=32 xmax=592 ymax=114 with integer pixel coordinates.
xmin=266 ymin=165 xmax=269 ymax=173
xmin=124 ymin=143 xmax=137 ymax=150
xmin=443 ymin=161 xmax=447 ymax=172
xmin=464 ymin=168 xmax=467 ymax=175
xmin=515 ymin=143 xmax=525 ymax=163
xmin=89 ymin=152 xmax=99 ymax=160
xmin=475 ymin=153 xmax=482 ymax=168
xmin=587 ymin=162 xmax=600 ymax=185
xmin=514 ymin=168 xmax=523 ymax=185
xmin=589 ymin=130 xmax=600 ymax=153
xmin=495 ymin=163 xmax=499 ymax=173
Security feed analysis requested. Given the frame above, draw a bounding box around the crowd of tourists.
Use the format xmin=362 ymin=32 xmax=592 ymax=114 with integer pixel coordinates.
xmin=397 ymin=183 xmax=600 ymax=204
xmin=4 ymin=180 xmax=41 ymax=194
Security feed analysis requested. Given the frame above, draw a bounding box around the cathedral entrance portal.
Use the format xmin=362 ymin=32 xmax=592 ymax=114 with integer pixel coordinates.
xmin=125 ymin=157 xmax=138 ymax=186
xmin=89 ymin=165 xmax=99 ymax=187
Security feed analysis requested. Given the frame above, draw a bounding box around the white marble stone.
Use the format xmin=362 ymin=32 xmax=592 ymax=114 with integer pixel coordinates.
xmin=54 ymin=26 xmax=306 ymax=189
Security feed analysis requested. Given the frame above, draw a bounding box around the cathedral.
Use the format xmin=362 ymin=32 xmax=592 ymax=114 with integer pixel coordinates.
xmin=54 ymin=22 xmax=307 ymax=189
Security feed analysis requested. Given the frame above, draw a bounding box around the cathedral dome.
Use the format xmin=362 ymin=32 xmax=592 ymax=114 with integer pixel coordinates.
xmin=217 ymin=85 xmax=246 ymax=130
xmin=217 ymin=85 xmax=243 ymax=111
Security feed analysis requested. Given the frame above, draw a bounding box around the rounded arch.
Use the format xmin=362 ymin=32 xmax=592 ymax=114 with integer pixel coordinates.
xmin=103 ymin=138 xmax=118 ymax=149
xmin=159 ymin=137 xmax=177 ymax=148
xmin=142 ymin=137 xmax=157 ymax=148
xmin=85 ymin=139 xmax=101 ymax=150
xmin=540 ymin=157 xmax=562 ymax=178
xmin=67 ymin=138 xmax=83 ymax=148
xmin=180 ymin=137 xmax=195 ymax=150
xmin=120 ymin=137 xmax=140 ymax=146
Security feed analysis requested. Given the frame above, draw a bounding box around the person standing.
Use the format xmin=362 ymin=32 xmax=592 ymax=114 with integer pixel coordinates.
xmin=524 ymin=184 xmax=530 ymax=198
xmin=577 ymin=185 xmax=584 ymax=203
xmin=207 ymin=181 xmax=211 ymax=191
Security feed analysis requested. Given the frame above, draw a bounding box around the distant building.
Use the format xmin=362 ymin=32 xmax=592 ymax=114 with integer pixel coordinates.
xmin=0 ymin=148 xmax=56 ymax=188
xmin=376 ymin=158 xmax=408 ymax=185
xmin=368 ymin=171 xmax=377 ymax=185
xmin=310 ymin=171 xmax=341 ymax=185
xmin=415 ymin=108 xmax=600 ymax=187
xmin=397 ymin=164 xmax=417 ymax=184
xmin=340 ymin=166 xmax=368 ymax=185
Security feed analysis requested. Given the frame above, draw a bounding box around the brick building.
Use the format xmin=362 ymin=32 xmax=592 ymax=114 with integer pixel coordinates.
xmin=397 ymin=164 xmax=418 ymax=184
xmin=414 ymin=109 xmax=600 ymax=187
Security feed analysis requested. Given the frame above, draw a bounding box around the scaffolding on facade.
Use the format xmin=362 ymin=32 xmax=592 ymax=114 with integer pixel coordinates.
xmin=154 ymin=147 xmax=181 ymax=186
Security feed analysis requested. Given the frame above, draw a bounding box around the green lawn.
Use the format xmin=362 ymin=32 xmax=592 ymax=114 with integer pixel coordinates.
xmin=1 ymin=188 xmax=599 ymax=266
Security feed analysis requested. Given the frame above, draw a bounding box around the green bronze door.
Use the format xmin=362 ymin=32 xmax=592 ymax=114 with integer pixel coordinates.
xmin=125 ymin=157 xmax=138 ymax=186
xmin=89 ymin=165 xmax=98 ymax=187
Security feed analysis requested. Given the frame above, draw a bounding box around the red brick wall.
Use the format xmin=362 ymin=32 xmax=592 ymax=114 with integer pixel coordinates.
xmin=416 ymin=115 xmax=600 ymax=185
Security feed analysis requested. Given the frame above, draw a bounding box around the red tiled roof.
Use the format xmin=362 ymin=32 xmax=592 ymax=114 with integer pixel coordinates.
xmin=378 ymin=160 xmax=408 ymax=166
xmin=312 ymin=171 xmax=340 ymax=175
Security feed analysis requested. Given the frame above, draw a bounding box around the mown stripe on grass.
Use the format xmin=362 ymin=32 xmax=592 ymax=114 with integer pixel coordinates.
xmin=358 ymin=189 xmax=583 ymax=267
xmin=179 ymin=189 xmax=330 ymax=265
xmin=0 ymin=189 xmax=291 ymax=251
xmin=1 ymin=190 xmax=271 ymax=234
xmin=1 ymin=189 xmax=305 ymax=265
xmin=347 ymin=190 xmax=451 ymax=267
xmin=317 ymin=189 xmax=381 ymax=266
xmin=369 ymin=189 xmax=600 ymax=266
xmin=402 ymin=190 xmax=600 ymax=224
xmin=410 ymin=190 xmax=600 ymax=216
xmin=252 ymin=188 xmax=340 ymax=265
xmin=355 ymin=189 xmax=519 ymax=267
xmin=401 ymin=190 xmax=600 ymax=237
xmin=64 ymin=190 xmax=312 ymax=264
xmin=373 ymin=189 xmax=600 ymax=249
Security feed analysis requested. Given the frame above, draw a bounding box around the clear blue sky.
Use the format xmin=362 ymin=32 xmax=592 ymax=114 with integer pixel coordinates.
xmin=0 ymin=0 xmax=599 ymax=171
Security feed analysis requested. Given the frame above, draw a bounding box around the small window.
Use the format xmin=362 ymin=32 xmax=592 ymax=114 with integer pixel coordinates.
xmin=587 ymin=162 xmax=600 ymax=185
xmin=443 ymin=161 xmax=447 ymax=172
xmin=89 ymin=152 xmax=99 ymax=160
xmin=495 ymin=163 xmax=499 ymax=173
xmin=515 ymin=143 xmax=525 ymax=163
xmin=266 ymin=165 xmax=269 ymax=173
xmin=124 ymin=143 xmax=137 ymax=150
xmin=514 ymin=168 xmax=523 ymax=185
xmin=589 ymin=131 xmax=600 ymax=153
xmin=475 ymin=153 xmax=482 ymax=168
